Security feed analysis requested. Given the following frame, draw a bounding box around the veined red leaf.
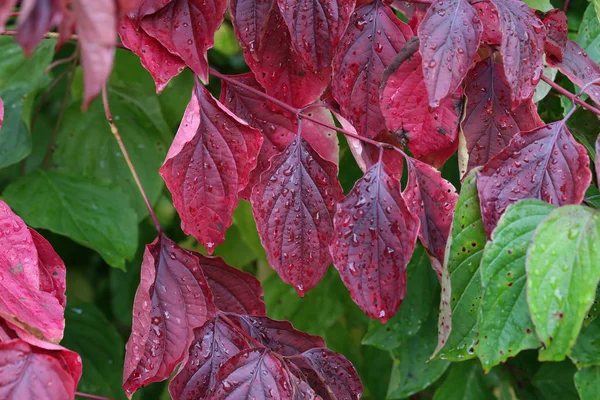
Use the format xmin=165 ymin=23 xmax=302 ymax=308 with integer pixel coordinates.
xmin=16 ymin=0 xmax=63 ymax=54
xmin=30 ymin=228 xmax=67 ymax=309
xmin=250 ymin=134 xmax=343 ymax=295
xmin=330 ymin=160 xmax=420 ymax=322
xmin=477 ymin=121 xmax=592 ymax=234
xmin=225 ymin=314 xmax=326 ymax=356
xmin=139 ymin=0 xmax=227 ymax=83
xmin=473 ymin=1 xmax=501 ymax=45
xmin=160 ymin=82 xmax=262 ymax=254
xmin=403 ymin=156 xmax=458 ymax=277
xmin=0 ymin=339 xmax=81 ymax=400
xmin=391 ymin=0 xmax=429 ymax=31
xmin=489 ymin=0 xmax=545 ymax=106
xmin=547 ymin=40 xmax=600 ymax=107
xmin=118 ymin=15 xmax=186 ymax=93
xmin=345 ymin=133 xmax=404 ymax=181
xmin=276 ymin=0 xmax=355 ymax=71
xmin=123 ymin=234 xmax=216 ymax=397
xmin=169 ymin=315 xmax=250 ymax=400
xmin=380 ymin=38 xmax=462 ymax=168
xmin=461 ymin=58 xmax=543 ymax=174
xmin=211 ymin=348 xmax=294 ymax=398
xmin=542 ymin=9 xmax=568 ymax=62
xmin=417 ymin=0 xmax=482 ymax=107
xmin=332 ymin=0 xmax=413 ymax=139
xmin=288 ymin=372 xmax=320 ymax=399
xmin=186 ymin=249 xmax=267 ymax=316
xmin=229 ymin=0 xmax=274 ymax=57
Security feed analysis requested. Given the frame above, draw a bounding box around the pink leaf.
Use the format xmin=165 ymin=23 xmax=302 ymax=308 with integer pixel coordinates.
xmin=0 ymin=339 xmax=81 ymax=400
xmin=330 ymin=160 xmax=420 ymax=322
xmin=332 ymin=0 xmax=413 ymax=139
xmin=250 ymin=135 xmax=343 ymax=295
xmin=169 ymin=315 xmax=250 ymax=400
xmin=417 ymin=0 xmax=482 ymax=107
xmin=380 ymin=38 xmax=462 ymax=168
xmin=16 ymin=0 xmax=63 ymax=55
xmin=473 ymin=1 xmax=501 ymax=45
xmin=276 ymin=0 xmax=355 ymax=71
xmin=73 ymin=0 xmax=117 ymax=109
xmin=477 ymin=121 xmax=592 ymax=234
xmin=0 ymin=0 xmax=18 ymax=28
xmin=139 ymin=0 xmax=227 ymax=83
xmin=461 ymin=58 xmax=543 ymax=174
xmin=596 ymin=135 xmax=600 ymax=185
xmin=30 ymin=228 xmax=67 ymax=309
xmin=542 ymin=9 xmax=568 ymax=62
xmin=123 ymin=233 xmax=216 ymax=397
xmin=489 ymin=0 xmax=546 ymax=106
xmin=160 ymin=82 xmax=263 ymax=254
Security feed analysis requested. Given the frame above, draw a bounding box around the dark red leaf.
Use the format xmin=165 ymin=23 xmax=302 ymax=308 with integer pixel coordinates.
xmin=461 ymin=58 xmax=542 ymax=174
xmin=477 ymin=121 xmax=592 ymax=234
xmin=330 ymin=160 xmax=420 ymax=322
xmin=417 ymin=0 xmax=482 ymax=107
xmin=169 ymin=315 xmax=250 ymax=400
xmin=380 ymin=38 xmax=462 ymax=168
xmin=160 ymin=82 xmax=263 ymax=254
xmin=276 ymin=0 xmax=355 ymax=71
xmin=289 ymin=372 xmax=320 ymax=399
xmin=118 ymin=15 xmax=186 ymax=93
xmin=391 ymin=0 xmax=429 ymax=31
xmin=596 ymin=135 xmax=600 ymax=184
xmin=229 ymin=0 xmax=274 ymax=55
xmin=489 ymin=0 xmax=545 ymax=106
xmin=211 ymin=348 xmax=294 ymax=398
xmin=16 ymin=0 xmax=63 ymax=54
xmin=403 ymin=157 xmax=458 ymax=277
xmin=332 ymin=0 xmax=413 ymax=139
xmin=225 ymin=314 xmax=326 ymax=356
xmin=542 ymin=9 xmax=568 ymax=62
xmin=30 ymin=228 xmax=67 ymax=309
xmin=139 ymin=0 xmax=227 ymax=83
xmin=547 ymin=40 xmax=600 ymax=107
xmin=0 ymin=339 xmax=81 ymax=400
xmin=123 ymin=234 xmax=216 ymax=397
xmin=288 ymin=348 xmax=362 ymax=400
xmin=473 ymin=1 xmax=501 ymax=45
xmin=186 ymin=249 xmax=267 ymax=316
xmin=250 ymin=135 xmax=343 ymax=295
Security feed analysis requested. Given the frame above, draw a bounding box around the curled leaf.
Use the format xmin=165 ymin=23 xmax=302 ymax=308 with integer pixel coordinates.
xmin=542 ymin=9 xmax=568 ymax=62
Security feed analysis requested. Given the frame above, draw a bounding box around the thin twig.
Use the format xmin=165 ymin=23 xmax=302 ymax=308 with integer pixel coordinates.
xmin=101 ymin=85 xmax=162 ymax=233
xmin=541 ymin=75 xmax=600 ymax=116
xmin=0 ymin=30 xmax=61 ymax=39
xmin=75 ymin=392 xmax=115 ymax=400
xmin=43 ymin=54 xmax=76 ymax=74
xmin=563 ymin=0 xmax=570 ymax=13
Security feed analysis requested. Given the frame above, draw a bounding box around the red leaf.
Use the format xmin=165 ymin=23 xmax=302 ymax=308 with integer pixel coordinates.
xmin=380 ymin=38 xmax=462 ymax=168
xmin=391 ymin=0 xmax=429 ymax=31
xmin=477 ymin=121 xmax=592 ymax=234
xmin=225 ymin=314 xmax=326 ymax=356
xmin=473 ymin=1 xmax=501 ymax=45
xmin=596 ymin=135 xmax=600 ymax=184
xmin=344 ymin=132 xmax=404 ymax=181
xmin=332 ymin=0 xmax=413 ymax=139
xmin=547 ymin=40 xmax=600 ymax=107
xmin=0 ymin=339 xmax=81 ymax=400
xmin=403 ymin=157 xmax=458 ymax=277
xmin=123 ymin=234 xmax=216 ymax=397
xmin=0 ymin=96 xmax=3 ymax=129
xmin=489 ymin=0 xmax=545 ymax=106
xmin=250 ymin=135 xmax=343 ymax=295
xmin=160 ymin=82 xmax=262 ymax=254
xmin=0 ymin=0 xmax=18 ymax=28
xmin=542 ymin=9 xmax=568 ymax=62
xmin=276 ymin=0 xmax=355 ymax=71
xmin=186 ymin=249 xmax=267 ymax=316
xmin=289 ymin=372 xmax=320 ymax=399
xmin=229 ymin=0 xmax=274 ymax=55
xmin=169 ymin=315 xmax=250 ymax=400
xmin=289 ymin=348 xmax=363 ymax=400
xmin=30 ymin=228 xmax=67 ymax=309
xmin=118 ymin=15 xmax=186 ymax=93
xmin=16 ymin=0 xmax=63 ymax=54
xmin=417 ymin=0 xmax=482 ymax=107
xmin=461 ymin=58 xmax=542 ymax=174
xmin=211 ymin=348 xmax=294 ymax=398
xmin=139 ymin=0 xmax=227 ymax=83
xmin=330 ymin=160 xmax=420 ymax=322
xmin=72 ymin=0 xmax=117 ymax=109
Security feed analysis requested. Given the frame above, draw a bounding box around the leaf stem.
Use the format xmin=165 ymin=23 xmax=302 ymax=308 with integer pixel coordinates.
xmin=75 ymin=392 xmax=115 ymax=400
xmin=540 ymin=75 xmax=600 ymax=116
xmin=563 ymin=0 xmax=570 ymax=13
xmin=101 ymin=85 xmax=162 ymax=233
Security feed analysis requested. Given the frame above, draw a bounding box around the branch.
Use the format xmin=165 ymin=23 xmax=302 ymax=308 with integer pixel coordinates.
xmin=541 ymin=75 xmax=600 ymax=116
xmin=75 ymin=392 xmax=115 ymax=400
xmin=101 ymin=86 xmax=162 ymax=233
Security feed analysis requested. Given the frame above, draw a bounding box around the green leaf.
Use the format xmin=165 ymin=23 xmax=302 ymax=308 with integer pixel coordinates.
xmin=523 ymin=0 xmax=553 ymax=12
xmin=567 ymin=107 xmax=599 ymax=163
xmin=3 ymin=170 xmax=138 ymax=268
xmin=433 ymin=360 xmax=494 ymax=400
xmin=532 ymin=360 xmax=579 ymax=400
xmin=0 ymin=37 xmax=55 ymax=89
xmin=585 ymin=184 xmax=600 ymax=209
xmin=61 ymin=301 xmax=125 ymax=399
xmin=476 ymin=200 xmax=555 ymax=371
xmin=584 ymin=288 xmax=600 ymax=325
xmin=577 ymin=4 xmax=600 ymax=62
xmin=433 ymin=169 xmax=487 ymax=361
xmin=363 ymin=245 xmax=439 ymax=351
xmin=575 ymin=366 xmax=600 ymax=400
xmin=570 ymin=317 xmax=600 ymax=368
xmin=594 ymin=0 xmax=600 ymax=26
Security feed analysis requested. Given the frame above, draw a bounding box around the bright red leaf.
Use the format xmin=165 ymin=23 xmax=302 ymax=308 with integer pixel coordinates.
xmin=380 ymin=38 xmax=462 ymax=168
xmin=332 ymin=0 xmax=413 ymax=139
xmin=330 ymin=160 xmax=420 ymax=322
xmin=461 ymin=58 xmax=543 ymax=174
xmin=15 ymin=0 xmax=64 ymax=54
xmin=473 ymin=1 xmax=501 ymax=45
xmin=30 ymin=228 xmax=67 ymax=309
xmin=160 ymin=82 xmax=262 ymax=254
xmin=123 ymin=233 xmax=216 ymax=397
xmin=417 ymin=0 xmax=482 ymax=107
xmin=489 ymin=0 xmax=546 ymax=106
xmin=477 ymin=120 xmax=592 ymax=234
xmin=542 ymin=9 xmax=568 ymax=62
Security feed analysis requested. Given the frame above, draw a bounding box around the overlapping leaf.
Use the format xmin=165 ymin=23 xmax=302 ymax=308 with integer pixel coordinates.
xmin=229 ymin=0 xmax=274 ymax=56
xmin=473 ymin=2 xmax=501 ymax=45
xmin=14 ymin=0 xmax=64 ymax=54
xmin=29 ymin=228 xmax=67 ymax=309
xmin=542 ymin=9 xmax=568 ymax=61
